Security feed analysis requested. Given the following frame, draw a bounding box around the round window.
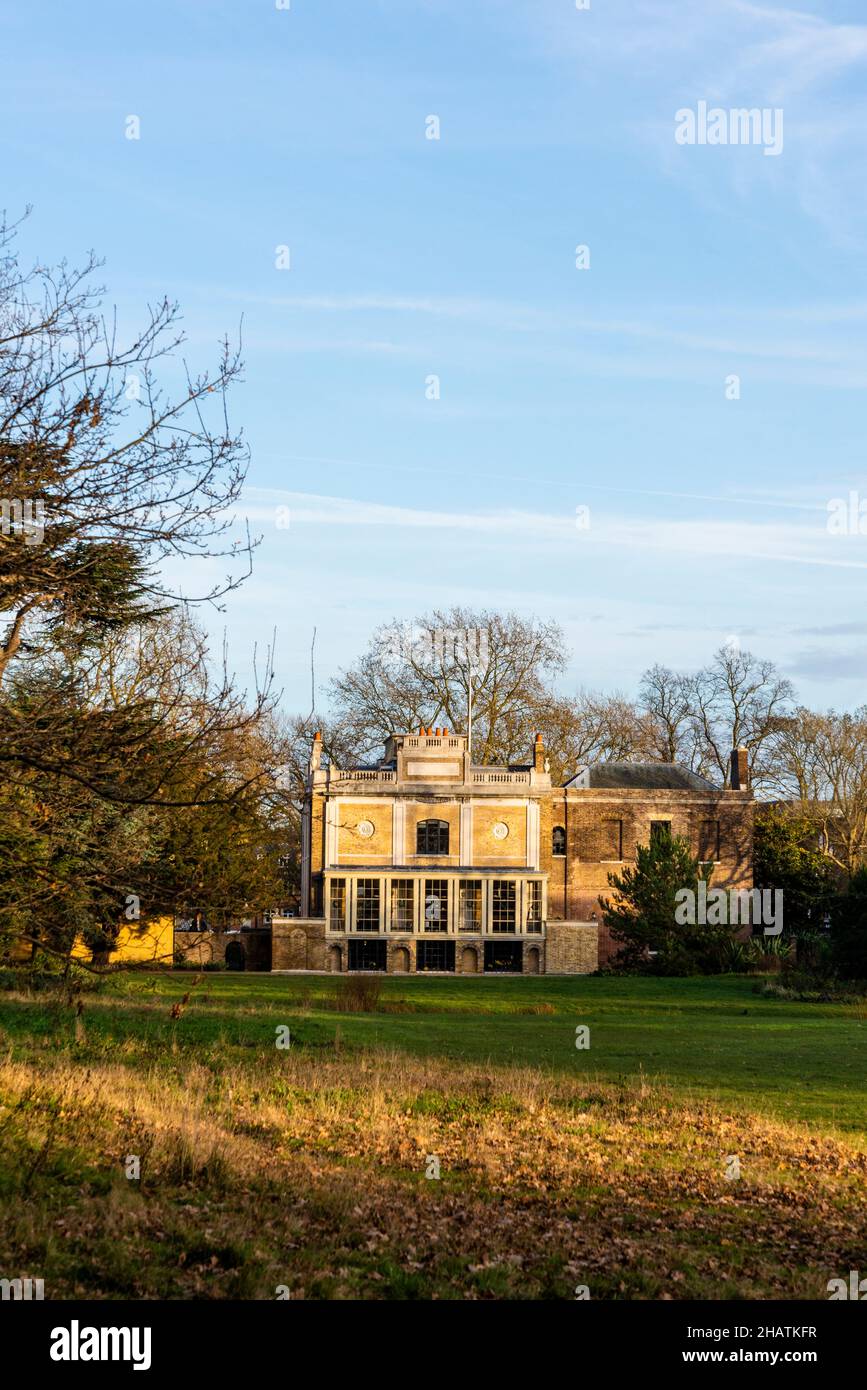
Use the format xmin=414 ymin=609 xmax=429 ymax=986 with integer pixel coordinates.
xmin=357 ymin=820 xmax=375 ymax=838
xmin=492 ymin=821 xmax=509 ymax=840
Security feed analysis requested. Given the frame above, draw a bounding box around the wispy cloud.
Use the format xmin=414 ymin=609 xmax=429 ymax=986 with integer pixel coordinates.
xmin=241 ymin=488 xmax=867 ymax=571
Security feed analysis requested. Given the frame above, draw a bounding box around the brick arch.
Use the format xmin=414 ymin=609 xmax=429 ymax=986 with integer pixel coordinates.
xmin=393 ymin=945 xmax=411 ymax=973
xmin=328 ymin=943 xmax=342 ymax=973
xmin=526 ymin=946 xmax=541 ymax=975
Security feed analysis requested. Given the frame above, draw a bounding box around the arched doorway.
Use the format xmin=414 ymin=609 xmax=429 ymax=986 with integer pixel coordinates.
xmin=526 ymin=946 xmax=541 ymax=975
xmin=225 ymin=940 xmax=246 ymax=971
xmin=328 ymin=944 xmax=342 ymax=973
xmin=461 ymin=946 xmax=478 ymax=974
xmin=393 ymin=945 xmax=410 ymax=973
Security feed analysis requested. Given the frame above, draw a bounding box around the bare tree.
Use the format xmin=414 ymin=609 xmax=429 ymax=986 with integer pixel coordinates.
xmin=329 ymin=607 xmax=567 ymax=766
xmin=0 ymin=211 xmax=254 ymax=688
xmin=678 ymin=646 xmax=794 ymax=789
xmin=775 ymin=707 xmax=867 ymax=877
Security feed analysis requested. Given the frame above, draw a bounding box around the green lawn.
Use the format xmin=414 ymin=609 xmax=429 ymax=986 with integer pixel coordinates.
xmin=3 ymin=971 xmax=865 ymax=1134
xmin=2 ymin=969 xmax=866 ymax=1299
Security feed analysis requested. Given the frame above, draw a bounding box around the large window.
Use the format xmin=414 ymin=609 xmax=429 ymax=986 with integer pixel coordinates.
xmin=355 ymin=878 xmax=381 ymax=932
xmin=348 ymin=939 xmax=386 ymax=972
xmin=484 ymin=941 xmax=522 ymax=973
xmin=491 ymin=880 xmax=516 ymax=933
xmin=526 ymin=881 xmax=542 ymax=932
xmin=329 ymin=879 xmax=346 ymax=931
xmin=552 ymin=825 xmax=566 ymax=857
xmin=417 ymin=940 xmax=455 ymax=972
xmin=417 ymin=819 xmax=449 ymax=855
xmin=390 ymin=878 xmax=414 ymax=931
xmin=459 ymin=880 xmax=482 ymax=932
xmin=423 ymin=879 xmax=448 ymax=932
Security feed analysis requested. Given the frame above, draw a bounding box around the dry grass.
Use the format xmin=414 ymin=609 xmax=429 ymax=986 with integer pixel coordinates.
xmin=1 ymin=1043 xmax=865 ymax=1300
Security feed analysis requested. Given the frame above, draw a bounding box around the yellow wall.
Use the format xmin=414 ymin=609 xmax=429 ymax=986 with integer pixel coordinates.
xmin=72 ymin=915 xmax=176 ymax=965
xmin=471 ymin=803 xmax=526 ymax=863
xmin=336 ymin=800 xmax=394 ymax=863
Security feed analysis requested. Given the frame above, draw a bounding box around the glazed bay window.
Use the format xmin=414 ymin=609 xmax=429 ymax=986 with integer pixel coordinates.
xmin=355 ymin=878 xmax=381 ymax=932
xmin=526 ymin=880 xmax=542 ymax=932
xmin=459 ymin=880 xmax=482 ymax=932
xmin=390 ymin=878 xmax=414 ymax=931
xmin=423 ymin=879 xmax=448 ymax=932
xmin=329 ymin=878 xmax=347 ymax=931
xmin=491 ymin=880 xmax=516 ymax=933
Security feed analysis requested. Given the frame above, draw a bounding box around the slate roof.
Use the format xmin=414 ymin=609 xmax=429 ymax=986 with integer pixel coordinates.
xmin=565 ymin=762 xmax=719 ymax=791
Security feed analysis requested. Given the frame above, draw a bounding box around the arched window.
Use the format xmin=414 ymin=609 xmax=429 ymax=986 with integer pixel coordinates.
xmin=552 ymin=825 xmax=566 ymax=857
xmin=417 ymin=819 xmax=449 ymax=854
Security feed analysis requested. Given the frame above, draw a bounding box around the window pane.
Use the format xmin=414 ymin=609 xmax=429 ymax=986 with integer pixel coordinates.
xmin=491 ymin=881 xmax=516 ymax=933
xmin=390 ymin=878 xmax=414 ymax=931
xmin=348 ymin=939 xmax=386 ymax=972
xmin=423 ymin=879 xmax=448 ymax=932
xmin=650 ymin=820 xmax=671 ymax=845
xmin=417 ymin=819 xmax=449 ymax=855
xmin=329 ymin=879 xmax=346 ymax=930
xmin=526 ymin=881 xmax=542 ymax=932
xmin=417 ymin=940 xmax=455 ymax=972
xmin=552 ymin=826 xmax=566 ymax=856
xmin=356 ymin=878 xmax=380 ymax=931
xmin=459 ymin=880 xmax=482 ymax=932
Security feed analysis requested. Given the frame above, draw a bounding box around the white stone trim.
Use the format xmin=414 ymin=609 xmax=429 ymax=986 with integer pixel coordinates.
xmin=460 ymin=801 xmax=473 ymax=866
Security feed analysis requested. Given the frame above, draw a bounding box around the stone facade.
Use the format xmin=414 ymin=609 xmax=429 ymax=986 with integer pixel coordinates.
xmin=273 ymin=730 xmax=755 ymax=977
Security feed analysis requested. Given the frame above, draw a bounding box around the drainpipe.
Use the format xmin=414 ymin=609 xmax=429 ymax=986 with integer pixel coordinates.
xmin=564 ymin=792 xmax=569 ymax=920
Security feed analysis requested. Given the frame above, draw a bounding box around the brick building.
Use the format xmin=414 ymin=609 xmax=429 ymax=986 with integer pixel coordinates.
xmin=270 ymin=730 xmax=754 ymax=975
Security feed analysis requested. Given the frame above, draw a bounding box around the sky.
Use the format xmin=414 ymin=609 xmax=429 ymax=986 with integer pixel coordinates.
xmin=4 ymin=0 xmax=867 ymax=717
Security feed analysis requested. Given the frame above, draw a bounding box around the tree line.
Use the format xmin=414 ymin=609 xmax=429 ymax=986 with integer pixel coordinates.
xmin=3 ymin=221 xmax=866 ymax=975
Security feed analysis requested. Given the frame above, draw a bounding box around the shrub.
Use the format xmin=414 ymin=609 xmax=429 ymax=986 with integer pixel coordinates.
xmin=334 ymin=975 xmax=383 ymax=1013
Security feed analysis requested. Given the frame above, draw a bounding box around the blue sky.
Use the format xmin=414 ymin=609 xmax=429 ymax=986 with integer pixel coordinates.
xmin=5 ymin=0 xmax=867 ymax=714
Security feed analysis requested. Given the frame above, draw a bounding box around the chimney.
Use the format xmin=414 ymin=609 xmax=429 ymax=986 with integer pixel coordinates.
xmin=533 ymin=731 xmax=546 ymax=773
xmin=730 ymin=746 xmax=749 ymax=791
xmin=442 ymin=727 xmax=449 ymax=736
xmin=310 ymin=729 xmax=323 ymax=773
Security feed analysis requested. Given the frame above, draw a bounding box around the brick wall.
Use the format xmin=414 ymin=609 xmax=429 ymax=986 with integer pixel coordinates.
xmin=545 ymin=922 xmax=598 ymax=974
xmin=549 ymin=788 xmax=753 ymax=966
xmin=271 ymin=918 xmax=327 ymax=971
xmin=174 ymin=929 xmax=272 ymax=971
